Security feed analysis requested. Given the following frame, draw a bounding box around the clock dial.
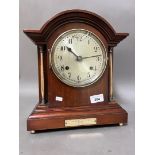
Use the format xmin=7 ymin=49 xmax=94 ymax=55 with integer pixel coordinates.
xmin=50 ymin=29 xmax=107 ymax=87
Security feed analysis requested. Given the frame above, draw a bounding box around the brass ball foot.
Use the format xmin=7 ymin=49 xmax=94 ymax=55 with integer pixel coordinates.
xmin=30 ymin=130 xmax=35 ymax=134
xmin=119 ymin=123 xmax=123 ymax=126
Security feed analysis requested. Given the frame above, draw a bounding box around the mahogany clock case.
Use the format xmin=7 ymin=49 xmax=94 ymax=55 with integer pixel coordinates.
xmin=24 ymin=10 xmax=129 ymax=132
xmin=47 ymin=22 xmax=109 ymax=108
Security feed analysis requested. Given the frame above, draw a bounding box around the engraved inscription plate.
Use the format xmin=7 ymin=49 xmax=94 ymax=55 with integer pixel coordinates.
xmin=65 ymin=118 xmax=97 ymax=127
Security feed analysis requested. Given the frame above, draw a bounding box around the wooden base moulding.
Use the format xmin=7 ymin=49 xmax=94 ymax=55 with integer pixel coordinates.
xmin=27 ymin=102 xmax=128 ymax=131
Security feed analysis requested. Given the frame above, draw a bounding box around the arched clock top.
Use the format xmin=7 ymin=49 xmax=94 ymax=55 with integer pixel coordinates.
xmin=23 ymin=9 xmax=129 ymax=47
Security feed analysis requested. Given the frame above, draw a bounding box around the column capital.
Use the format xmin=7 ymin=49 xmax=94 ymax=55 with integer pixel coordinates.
xmin=38 ymin=45 xmax=45 ymax=53
xmin=109 ymin=47 xmax=114 ymax=53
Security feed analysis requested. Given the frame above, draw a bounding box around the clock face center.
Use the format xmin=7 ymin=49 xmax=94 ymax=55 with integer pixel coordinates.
xmin=50 ymin=29 xmax=107 ymax=87
xmin=76 ymin=56 xmax=83 ymax=62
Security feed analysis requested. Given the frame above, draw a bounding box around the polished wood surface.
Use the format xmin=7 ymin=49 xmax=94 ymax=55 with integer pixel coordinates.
xmin=47 ymin=22 xmax=109 ymax=107
xmin=27 ymin=102 xmax=128 ymax=131
xmin=23 ymin=9 xmax=128 ymax=46
xmin=24 ymin=10 xmax=129 ymax=132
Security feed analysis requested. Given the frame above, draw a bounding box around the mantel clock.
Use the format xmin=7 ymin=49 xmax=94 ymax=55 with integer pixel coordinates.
xmin=24 ymin=10 xmax=128 ymax=133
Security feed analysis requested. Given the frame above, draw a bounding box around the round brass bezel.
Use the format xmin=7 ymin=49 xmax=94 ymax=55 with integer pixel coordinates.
xmin=49 ymin=29 xmax=108 ymax=87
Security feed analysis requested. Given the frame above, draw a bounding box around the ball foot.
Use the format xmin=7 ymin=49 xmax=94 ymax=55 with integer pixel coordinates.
xmin=30 ymin=130 xmax=35 ymax=134
xmin=119 ymin=123 xmax=123 ymax=126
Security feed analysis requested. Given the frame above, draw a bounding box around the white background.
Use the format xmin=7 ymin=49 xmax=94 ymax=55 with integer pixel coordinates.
xmin=0 ymin=0 xmax=155 ymax=155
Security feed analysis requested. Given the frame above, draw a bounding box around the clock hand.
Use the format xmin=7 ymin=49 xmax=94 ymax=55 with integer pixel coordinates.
xmin=66 ymin=46 xmax=79 ymax=58
xmin=66 ymin=46 xmax=83 ymax=61
xmin=82 ymin=55 xmax=102 ymax=59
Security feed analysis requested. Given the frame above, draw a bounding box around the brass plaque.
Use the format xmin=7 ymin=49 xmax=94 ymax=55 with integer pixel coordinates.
xmin=65 ymin=118 xmax=97 ymax=127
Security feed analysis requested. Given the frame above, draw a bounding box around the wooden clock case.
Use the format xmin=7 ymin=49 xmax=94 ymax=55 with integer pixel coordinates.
xmin=24 ymin=10 xmax=128 ymax=132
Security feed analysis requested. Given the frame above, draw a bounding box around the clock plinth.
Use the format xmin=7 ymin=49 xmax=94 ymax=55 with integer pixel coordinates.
xmin=24 ymin=10 xmax=129 ymax=132
xmin=27 ymin=102 xmax=127 ymax=131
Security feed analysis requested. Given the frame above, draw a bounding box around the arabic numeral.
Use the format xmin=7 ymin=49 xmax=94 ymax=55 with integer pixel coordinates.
xmin=95 ymin=98 xmax=100 ymax=101
xmin=87 ymin=72 xmax=91 ymax=78
xmin=96 ymin=56 xmax=100 ymax=61
xmin=58 ymin=55 xmax=62 ymax=61
xmin=68 ymin=72 xmax=71 ymax=78
xmin=60 ymin=65 xmax=64 ymax=71
xmin=77 ymin=75 xmax=81 ymax=81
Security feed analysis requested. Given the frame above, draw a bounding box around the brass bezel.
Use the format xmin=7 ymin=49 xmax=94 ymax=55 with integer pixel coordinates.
xmin=49 ymin=29 xmax=108 ymax=87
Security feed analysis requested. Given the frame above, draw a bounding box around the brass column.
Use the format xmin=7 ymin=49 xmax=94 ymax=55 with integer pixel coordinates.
xmin=109 ymin=48 xmax=114 ymax=101
xmin=38 ymin=46 xmax=46 ymax=104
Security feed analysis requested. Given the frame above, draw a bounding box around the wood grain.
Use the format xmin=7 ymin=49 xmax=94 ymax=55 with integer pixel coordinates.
xmin=23 ymin=9 xmax=129 ymax=47
xmin=24 ymin=10 xmax=129 ymax=132
xmin=27 ymin=102 xmax=128 ymax=131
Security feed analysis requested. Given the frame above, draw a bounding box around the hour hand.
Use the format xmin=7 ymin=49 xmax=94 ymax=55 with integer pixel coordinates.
xmin=66 ymin=46 xmax=72 ymax=52
xmin=66 ymin=46 xmax=79 ymax=58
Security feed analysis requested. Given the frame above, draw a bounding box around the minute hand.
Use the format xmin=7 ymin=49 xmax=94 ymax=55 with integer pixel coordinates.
xmin=82 ymin=55 xmax=102 ymax=59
